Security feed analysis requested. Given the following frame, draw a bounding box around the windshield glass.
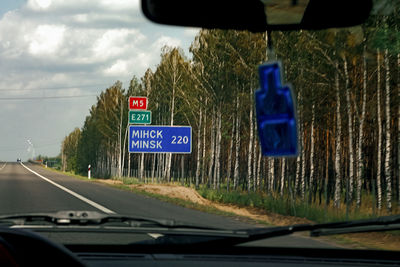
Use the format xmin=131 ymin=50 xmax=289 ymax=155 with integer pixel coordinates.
xmin=0 ymin=0 xmax=399 ymax=250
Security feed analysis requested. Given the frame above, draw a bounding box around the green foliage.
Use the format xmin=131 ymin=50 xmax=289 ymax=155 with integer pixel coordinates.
xmin=62 ymin=6 xmax=400 ymax=219
xmin=61 ymin=128 xmax=81 ymax=172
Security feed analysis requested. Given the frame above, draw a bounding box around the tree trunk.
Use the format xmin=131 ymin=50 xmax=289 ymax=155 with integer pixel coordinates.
xmin=309 ymin=103 xmax=315 ymax=203
xmin=195 ymin=107 xmax=203 ymax=189
xmin=344 ymin=58 xmax=354 ymax=203
xmin=334 ymin=62 xmax=342 ymax=208
xmin=270 ymin=159 xmax=275 ymax=192
xmin=384 ymin=48 xmax=392 ymax=212
xmin=325 ymin=130 xmax=329 ymax=206
xmin=295 ymin=89 xmax=302 ymax=195
xmin=301 ymin=130 xmax=306 ymax=200
xmin=227 ymin=115 xmax=235 ymax=191
xmin=357 ymin=46 xmax=367 ymax=208
xmin=253 ymin=116 xmax=258 ymax=192
xmin=377 ymin=49 xmax=383 ymax=210
xmin=117 ymin=104 xmax=123 ymax=178
xmin=201 ymin=106 xmax=207 ymax=185
xmin=256 ymin=147 xmax=262 ymax=191
xmin=214 ymin=108 xmax=222 ymax=190
xmin=247 ymin=92 xmax=254 ymax=192
xmin=165 ymin=79 xmax=176 ymax=182
xmin=208 ymin=108 xmax=216 ymax=188
xmin=233 ymin=96 xmax=241 ymax=190
xmin=398 ymin=51 xmax=400 ymax=207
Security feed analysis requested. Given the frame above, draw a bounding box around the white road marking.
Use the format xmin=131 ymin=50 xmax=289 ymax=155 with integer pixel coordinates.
xmin=0 ymin=162 xmax=7 ymax=171
xmin=20 ymin=163 xmax=115 ymax=214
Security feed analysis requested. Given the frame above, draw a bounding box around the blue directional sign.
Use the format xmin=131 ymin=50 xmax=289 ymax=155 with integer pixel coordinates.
xmin=255 ymin=61 xmax=298 ymax=156
xmin=129 ymin=125 xmax=192 ymax=153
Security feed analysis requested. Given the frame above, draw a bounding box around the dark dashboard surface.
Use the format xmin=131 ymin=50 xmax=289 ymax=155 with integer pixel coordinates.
xmin=2 ymin=226 xmax=399 ymax=266
xmin=67 ymin=245 xmax=400 ymax=267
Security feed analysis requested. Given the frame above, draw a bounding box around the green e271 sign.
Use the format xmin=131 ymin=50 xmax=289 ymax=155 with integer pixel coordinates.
xmin=129 ymin=110 xmax=152 ymax=124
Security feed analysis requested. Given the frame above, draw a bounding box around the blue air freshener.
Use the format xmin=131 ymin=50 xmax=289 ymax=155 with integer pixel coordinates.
xmin=255 ymin=61 xmax=298 ymax=156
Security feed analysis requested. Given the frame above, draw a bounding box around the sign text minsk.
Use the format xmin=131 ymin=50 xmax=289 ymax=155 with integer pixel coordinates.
xmin=129 ymin=126 xmax=191 ymax=153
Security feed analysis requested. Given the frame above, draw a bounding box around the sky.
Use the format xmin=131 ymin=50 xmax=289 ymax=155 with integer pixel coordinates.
xmin=0 ymin=0 xmax=199 ymax=161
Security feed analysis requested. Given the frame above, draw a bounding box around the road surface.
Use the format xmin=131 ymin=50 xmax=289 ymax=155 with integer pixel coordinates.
xmin=0 ymin=162 xmax=337 ymax=248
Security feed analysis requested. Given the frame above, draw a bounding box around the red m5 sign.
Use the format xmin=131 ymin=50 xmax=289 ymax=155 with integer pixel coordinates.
xmin=129 ymin=97 xmax=147 ymax=110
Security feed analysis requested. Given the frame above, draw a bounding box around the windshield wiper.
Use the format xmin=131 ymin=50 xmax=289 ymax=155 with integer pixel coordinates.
xmin=309 ymin=214 xmax=400 ymax=237
xmin=0 ymin=210 xmax=218 ymax=230
xmin=1 ymin=211 xmax=399 ymax=246
xmin=123 ymin=215 xmax=400 ymax=247
xmin=198 ymin=214 xmax=400 ymax=246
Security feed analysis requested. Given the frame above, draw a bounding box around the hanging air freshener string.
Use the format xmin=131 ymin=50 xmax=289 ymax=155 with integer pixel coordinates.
xmin=266 ymin=30 xmax=276 ymax=62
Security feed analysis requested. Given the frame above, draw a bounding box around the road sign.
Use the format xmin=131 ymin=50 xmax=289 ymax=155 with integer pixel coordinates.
xmin=129 ymin=110 xmax=152 ymax=124
xmin=129 ymin=96 xmax=147 ymax=110
xmin=129 ymin=125 xmax=191 ymax=153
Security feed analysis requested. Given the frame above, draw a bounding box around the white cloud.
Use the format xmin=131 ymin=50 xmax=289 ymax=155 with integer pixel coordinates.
xmin=104 ymin=60 xmax=128 ymax=76
xmin=99 ymin=0 xmax=139 ymax=11
xmin=26 ymin=24 xmax=65 ymax=55
xmin=27 ymin=0 xmax=140 ymax=13
xmin=72 ymin=13 xmax=88 ymax=23
xmin=27 ymin=0 xmax=52 ymax=10
xmin=0 ymin=0 xmax=196 ymax=160
xmin=152 ymin=36 xmax=182 ymax=51
xmin=93 ymin=29 xmax=146 ymax=60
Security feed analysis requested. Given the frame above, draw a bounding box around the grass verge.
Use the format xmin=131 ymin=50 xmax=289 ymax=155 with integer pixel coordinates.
xmin=198 ymin=187 xmax=397 ymax=223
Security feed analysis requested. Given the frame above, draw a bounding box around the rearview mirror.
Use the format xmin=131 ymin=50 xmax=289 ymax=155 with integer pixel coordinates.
xmin=141 ymin=0 xmax=372 ymax=32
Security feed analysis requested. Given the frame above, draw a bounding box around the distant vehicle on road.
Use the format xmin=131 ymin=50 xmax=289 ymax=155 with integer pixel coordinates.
xmin=17 ymin=158 xmax=21 ymax=162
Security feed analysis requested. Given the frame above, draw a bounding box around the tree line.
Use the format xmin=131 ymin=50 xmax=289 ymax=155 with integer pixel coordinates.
xmin=61 ymin=3 xmax=400 ymax=212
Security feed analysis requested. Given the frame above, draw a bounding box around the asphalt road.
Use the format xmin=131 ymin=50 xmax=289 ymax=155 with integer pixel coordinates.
xmin=0 ymin=162 xmax=337 ymax=248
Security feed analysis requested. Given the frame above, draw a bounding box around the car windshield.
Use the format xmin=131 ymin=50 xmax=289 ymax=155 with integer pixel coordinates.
xmin=0 ymin=0 xmax=399 ymax=250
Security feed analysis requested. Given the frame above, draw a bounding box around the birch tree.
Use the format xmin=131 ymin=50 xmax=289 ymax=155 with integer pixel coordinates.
xmin=309 ymin=103 xmax=315 ymax=202
xmin=384 ymin=47 xmax=392 ymax=211
xmin=247 ymin=88 xmax=254 ymax=192
xmin=295 ymin=89 xmax=302 ymax=195
xmin=233 ymin=96 xmax=241 ymax=190
xmin=398 ymin=49 xmax=400 ymax=207
xmin=280 ymin=159 xmax=286 ymax=196
xmin=334 ymin=61 xmax=342 ymax=208
xmin=226 ymin=115 xmax=235 ymax=191
xmin=195 ymin=107 xmax=202 ymax=189
xmin=376 ymin=49 xmax=383 ymax=210
xmin=356 ymin=44 xmax=367 ymax=208
xmin=344 ymin=57 xmax=355 ymax=203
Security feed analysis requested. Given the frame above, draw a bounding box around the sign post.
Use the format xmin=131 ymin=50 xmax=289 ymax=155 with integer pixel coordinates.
xmin=129 ymin=125 xmax=191 ymax=154
xmin=88 ymin=164 xmax=91 ymax=179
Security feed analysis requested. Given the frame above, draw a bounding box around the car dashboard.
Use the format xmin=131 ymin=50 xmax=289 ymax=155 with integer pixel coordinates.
xmin=68 ymin=245 xmax=400 ymax=267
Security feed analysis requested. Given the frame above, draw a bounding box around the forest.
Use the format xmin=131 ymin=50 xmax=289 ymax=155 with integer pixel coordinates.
xmin=61 ymin=3 xmax=400 ymax=215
